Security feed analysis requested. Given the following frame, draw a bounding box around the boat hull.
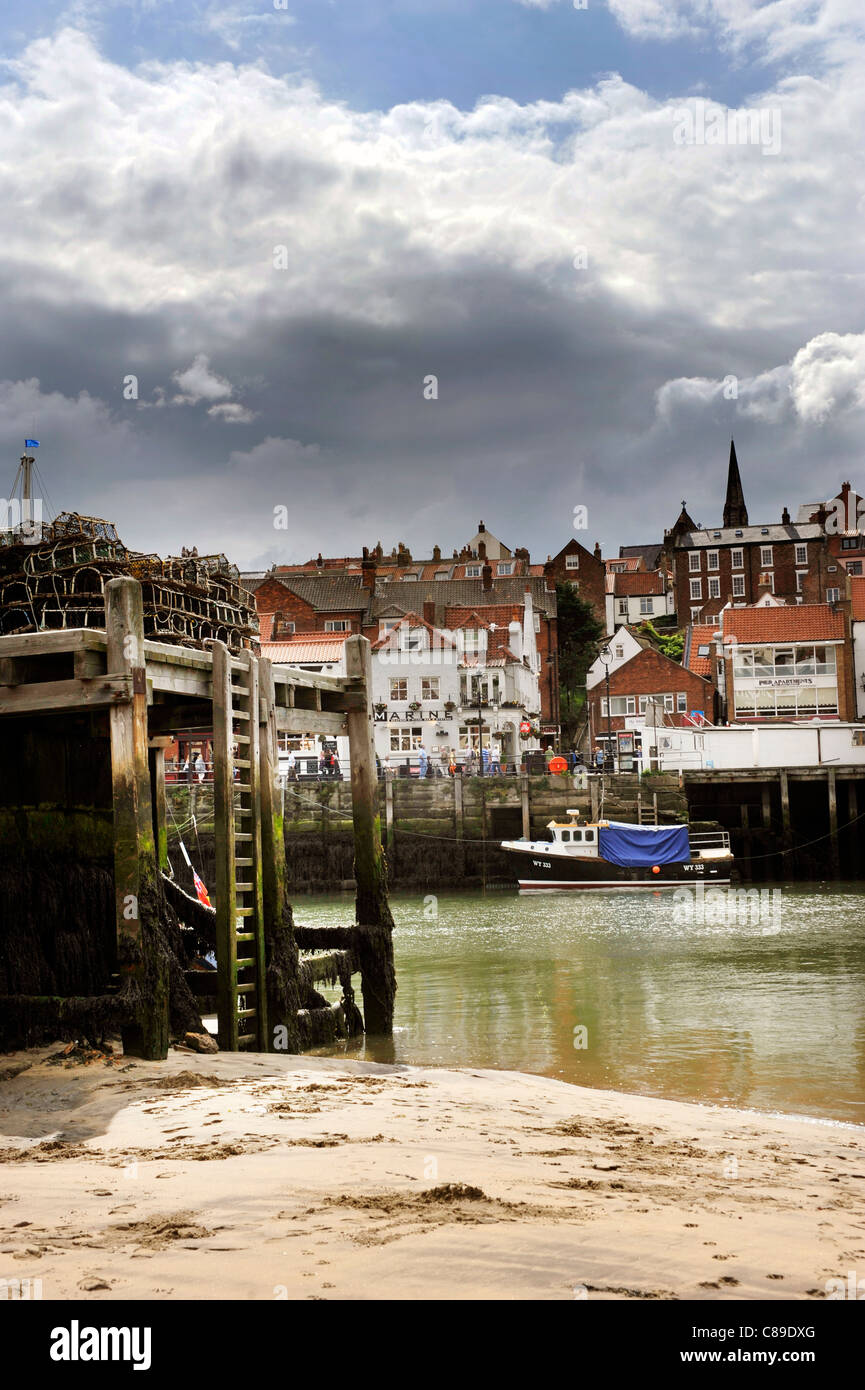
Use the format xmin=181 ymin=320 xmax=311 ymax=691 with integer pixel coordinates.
xmin=504 ymin=847 xmax=732 ymax=891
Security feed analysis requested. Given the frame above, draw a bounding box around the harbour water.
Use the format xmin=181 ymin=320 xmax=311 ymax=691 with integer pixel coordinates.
xmin=298 ymin=884 xmax=865 ymax=1124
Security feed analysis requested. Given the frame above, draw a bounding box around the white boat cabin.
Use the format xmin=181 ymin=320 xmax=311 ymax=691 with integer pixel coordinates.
xmin=545 ymin=810 xmax=600 ymax=856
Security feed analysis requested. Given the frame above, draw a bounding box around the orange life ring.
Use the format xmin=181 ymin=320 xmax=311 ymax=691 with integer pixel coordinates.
xmin=549 ymin=756 xmax=568 ymax=773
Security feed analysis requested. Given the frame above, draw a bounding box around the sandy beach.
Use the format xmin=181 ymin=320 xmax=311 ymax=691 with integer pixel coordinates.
xmin=1 ymin=1046 xmax=862 ymax=1301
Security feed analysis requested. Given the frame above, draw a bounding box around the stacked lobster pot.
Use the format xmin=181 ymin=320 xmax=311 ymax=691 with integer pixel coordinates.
xmin=0 ymin=513 xmax=257 ymax=651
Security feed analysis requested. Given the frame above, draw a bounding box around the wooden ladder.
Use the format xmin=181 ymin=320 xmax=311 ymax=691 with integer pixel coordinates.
xmin=212 ymin=644 xmax=268 ymax=1050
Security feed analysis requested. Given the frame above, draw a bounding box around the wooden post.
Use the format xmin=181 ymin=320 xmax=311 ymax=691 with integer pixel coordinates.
xmin=637 ymin=792 xmax=642 ymax=826
xmin=345 ymin=635 xmax=395 ymax=1035
xmin=761 ymin=783 xmax=772 ymax=830
xmin=148 ymin=737 xmax=172 ymax=874
xmin=211 ymin=640 xmax=237 ymax=1051
xmin=740 ymin=803 xmax=752 ymax=881
xmin=105 ymin=577 xmax=167 ymax=1060
xmin=454 ymin=771 xmax=466 ymax=878
xmin=779 ymin=769 xmax=793 ymax=880
xmin=259 ymin=657 xmax=299 ymax=1051
xmin=827 ymin=768 xmax=840 ymax=880
xmin=653 ymin=791 xmax=658 ymax=825
xmin=520 ymin=771 xmax=531 ymax=840
xmin=590 ymin=777 xmax=599 ymax=822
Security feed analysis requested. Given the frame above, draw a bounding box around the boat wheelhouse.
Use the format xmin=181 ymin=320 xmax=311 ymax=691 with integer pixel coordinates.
xmin=501 ymin=810 xmax=732 ymax=890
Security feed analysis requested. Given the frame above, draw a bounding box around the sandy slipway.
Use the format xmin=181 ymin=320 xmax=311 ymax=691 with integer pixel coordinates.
xmin=0 ymin=1049 xmax=862 ymax=1302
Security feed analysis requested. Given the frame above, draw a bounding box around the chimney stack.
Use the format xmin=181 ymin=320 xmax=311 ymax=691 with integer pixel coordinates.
xmin=432 ymin=544 xmax=441 ymax=562
xmin=543 ymin=557 xmax=556 ymax=591
xmin=781 ymin=506 xmax=790 ymax=524
xmin=482 ymin=562 xmax=493 ymax=592
xmin=593 ymin=541 xmax=602 ymax=561
xmin=361 ymin=545 xmax=377 ymax=592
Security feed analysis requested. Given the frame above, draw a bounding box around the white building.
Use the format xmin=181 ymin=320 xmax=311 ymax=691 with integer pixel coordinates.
xmin=370 ymin=603 xmax=543 ymax=772
xmin=605 ymin=570 xmax=675 ymax=630
xmin=645 ymin=721 xmax=865 ymax=772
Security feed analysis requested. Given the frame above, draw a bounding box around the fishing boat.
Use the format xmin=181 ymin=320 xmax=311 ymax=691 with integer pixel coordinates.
xmin=501 ymin=810 xmax=733 ymax=890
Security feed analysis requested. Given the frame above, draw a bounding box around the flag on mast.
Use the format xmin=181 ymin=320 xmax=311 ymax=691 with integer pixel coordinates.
xmin=24 ymin=440 xmax=39 ymax=448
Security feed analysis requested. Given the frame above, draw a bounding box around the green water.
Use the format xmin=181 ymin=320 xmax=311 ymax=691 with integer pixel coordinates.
xmin=296 ymin=885 xmax=865 ymax=1125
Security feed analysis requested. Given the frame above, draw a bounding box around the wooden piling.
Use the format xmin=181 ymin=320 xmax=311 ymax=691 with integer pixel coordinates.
xmin=520 ymin=771 xmax=531 ymax=840
xmin=385 ymin=775 xmax=395 ymax=853
xmin=258 ymin=657 xmax=300 ymax=1052
xmin=344 ymin=635 xmax=395 ymax=1035
xmin=779 ymin=769 xmax=793 ymax=880
xmin=827 ymin=768 xmax=840 ymax=880
xmin=105 ymin=577 xmax=168 ymax=1059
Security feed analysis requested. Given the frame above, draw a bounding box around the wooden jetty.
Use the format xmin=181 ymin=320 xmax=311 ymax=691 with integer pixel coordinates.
xmin=0 ymin=577 xmax=394 ymax=1058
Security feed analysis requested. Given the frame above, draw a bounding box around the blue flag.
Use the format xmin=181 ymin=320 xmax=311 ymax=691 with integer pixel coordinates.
xmin=24 ymin=439 xmax=39 ymax=448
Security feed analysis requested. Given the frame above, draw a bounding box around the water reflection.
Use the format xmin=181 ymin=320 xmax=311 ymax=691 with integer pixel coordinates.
xmin=298 ymin=884 xmax=865 ymax=1123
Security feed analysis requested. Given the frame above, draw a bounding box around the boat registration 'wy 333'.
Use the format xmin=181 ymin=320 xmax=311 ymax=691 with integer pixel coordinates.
xmin=501 ymin=810 xmax=733 ymax=891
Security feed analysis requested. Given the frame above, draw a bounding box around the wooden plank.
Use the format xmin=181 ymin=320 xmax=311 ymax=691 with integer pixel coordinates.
xmin=145 ymin=660 xmax=212 ymax=699
xmin=74 ymin=648 xmax=105 ymax=679
xmin=0 ymin=628 xmax=106 ymax=659
xmin=827 ymin=768 xmax=840 ymax=879
xmin=271 ymin=666 xmax=346 ymax=695
xmin=275 ymin=708 xmax=348 ymax=736
xmin=0 ymin=674 xmax=131 ymax=714
xmin=105 ymin=577 xmax=167 ymax=1060
xmin=211 ymin=640 xmax=238 ymax=1052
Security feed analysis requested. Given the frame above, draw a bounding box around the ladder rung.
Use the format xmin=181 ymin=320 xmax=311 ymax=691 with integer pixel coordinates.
xmin=236 ymin=833 xmax=252 ymax=842
xmin=236 ymin=932 xmax=255 ymax=943
xmin=235 ymin=858 xmax=253 ymax=868
xmin=237 ymin=1033 xmax=258 ymax=1049
xmin=237 ymin=1007 xmax=257 ymax=1020
xmin=230 ymin=684 xmax=249 ymax=696
xmin=236 ymin=907 xmax=254 ymax=917
xmin=236 ymin=958 xmax=256 ymax=970
xmin=234 ymin=758 xmax=251 ymax=770
xmin=234 ymin=733 xmax=250 ymax=744
xmin=232 ymin=709 xmax=250 ymax=721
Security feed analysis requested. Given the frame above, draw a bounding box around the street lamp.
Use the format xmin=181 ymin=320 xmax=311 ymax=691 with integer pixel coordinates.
xmin=598 ymin=644 xmax=614 ymax=773
xmin=458 ymin=680 xmax=500 ymax=774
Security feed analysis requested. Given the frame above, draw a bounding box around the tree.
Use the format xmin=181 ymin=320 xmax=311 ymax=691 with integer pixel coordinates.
xmin=556 ymin=582 xmax=604 ymax=744
xmin=639 ymin=619 xmax=684 ymax=662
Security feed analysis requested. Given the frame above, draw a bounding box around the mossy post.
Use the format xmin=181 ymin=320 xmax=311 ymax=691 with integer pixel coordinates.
xmin=345 ymin=634 xmax=395 ymax=1034
xmin=105 ymin=577 xmax=168 ymax=1059
xmin=258 ymin=657 xmax=301 ymax=1052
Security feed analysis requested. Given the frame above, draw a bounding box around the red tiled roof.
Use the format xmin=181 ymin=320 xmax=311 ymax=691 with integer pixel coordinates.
xmin=444 ymin=604 xmax=526 ymax=658
xmin=261 ymin=633 xmax=349 ymax=664
xmin=613 ymin=571 xmax=666 ymax=595
xmin=723 ymin=604 xmax=846 ymax=644
xmin=685 ymin=624 xmax=717 ymax=677
xmin=605 ymin=556 xmax=643 ymax=572
xmin=851 ymin=576 xmax=865 ymax=622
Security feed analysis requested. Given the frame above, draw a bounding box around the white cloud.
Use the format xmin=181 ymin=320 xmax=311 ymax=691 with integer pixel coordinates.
xmin=656 ymin=331 xmax=865 ymax=427
xmin=172 ymin=354 xmax=234 ymax=404
xmin=207 ymin=401 xmax=257 ymax=423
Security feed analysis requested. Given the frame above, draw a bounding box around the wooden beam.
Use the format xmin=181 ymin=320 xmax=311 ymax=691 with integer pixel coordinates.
xmin=105 ymin=577 xmax=167 ymax=1060
xmin=211 ymin=641 xmax=238 ymax=1052
xmin=275 ymin=708 xmax=348 ymax=736
xmin=344 ymin=634 xmax=395 ymax=1036
xmin=0 ymin=628 xmax=106 ymax=660
xmin=0 ymin=674 xmax=131 ymax=715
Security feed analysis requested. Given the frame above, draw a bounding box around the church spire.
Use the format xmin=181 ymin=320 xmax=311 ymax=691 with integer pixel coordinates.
xmin=723 ymin=439 xmax=748 ymax=528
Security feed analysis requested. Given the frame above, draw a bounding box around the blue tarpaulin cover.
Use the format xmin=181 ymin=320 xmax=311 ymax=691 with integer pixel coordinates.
xmin=598 ymin=821 xmax=690 ymax=867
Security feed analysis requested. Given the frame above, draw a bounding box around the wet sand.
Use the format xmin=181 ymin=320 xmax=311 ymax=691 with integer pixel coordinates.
xmin=0 ymin=1047 xmax=862 ymax=1300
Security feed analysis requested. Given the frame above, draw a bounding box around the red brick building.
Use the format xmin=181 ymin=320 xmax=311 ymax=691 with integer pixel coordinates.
xmin=587 ymin=646 xmax=716 ymax=764
xmin=669 ymin=442 xmax=824 ymax=621
xmin=544 ymin=537 xmax=606 ymax=631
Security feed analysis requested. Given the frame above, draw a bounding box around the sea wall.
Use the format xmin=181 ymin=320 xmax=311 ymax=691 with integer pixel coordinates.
xmin=166 ymin=773 xmax=689 ymax=893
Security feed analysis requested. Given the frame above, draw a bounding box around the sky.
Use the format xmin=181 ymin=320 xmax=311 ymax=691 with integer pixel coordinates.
xmin=0 ymin=0 xmax=863 ymax=569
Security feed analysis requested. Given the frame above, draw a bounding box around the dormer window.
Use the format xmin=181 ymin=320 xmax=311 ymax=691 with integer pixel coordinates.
xmin=497 ymin=562 xmax=513 ymax=575
xmin=465 ymin=564 xmax=481 ymax=578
